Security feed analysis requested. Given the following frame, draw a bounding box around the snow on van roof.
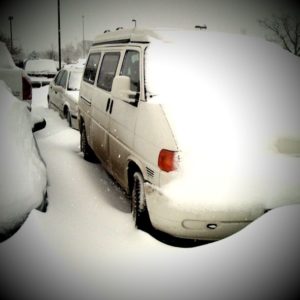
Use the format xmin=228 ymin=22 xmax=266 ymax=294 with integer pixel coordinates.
xmin=93 ymin=28 xmax=167 ymax=45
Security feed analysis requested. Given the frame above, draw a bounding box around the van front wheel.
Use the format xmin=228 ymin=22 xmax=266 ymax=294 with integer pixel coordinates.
xmin=80 ymin=125 xmax=95 ymax=161
xmin=131 ymin=172 xmax=150 ymax=229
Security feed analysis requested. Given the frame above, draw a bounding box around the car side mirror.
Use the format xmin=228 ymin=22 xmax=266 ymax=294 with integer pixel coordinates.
xmin=32 ymin=118 xmax=46 ymax=132
xmin=111 ymin=76 xmax=138 ymax=103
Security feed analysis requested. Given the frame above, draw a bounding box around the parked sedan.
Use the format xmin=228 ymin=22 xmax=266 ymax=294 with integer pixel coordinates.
xmin=0 ymin=80 xmax=48 ymax=242
xmin=48 ymin=66 xmax=83 ymax=129
xmin=25 ymin=59 xmax=57 ymax=88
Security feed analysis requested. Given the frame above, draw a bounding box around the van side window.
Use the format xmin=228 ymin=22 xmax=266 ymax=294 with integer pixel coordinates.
xmin=97 ymin=52 xmax=120 ymax=91
xmin=120 ymin=50 xmax=140 ymax=92
xmin=83 ymin=53 xmax=101 ymax=84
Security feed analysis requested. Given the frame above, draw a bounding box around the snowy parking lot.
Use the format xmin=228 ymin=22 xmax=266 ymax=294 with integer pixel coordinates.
xmin=0 ymin=86 xmax=300 ymax=300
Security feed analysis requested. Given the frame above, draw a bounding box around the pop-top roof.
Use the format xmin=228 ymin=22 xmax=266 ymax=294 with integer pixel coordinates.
xmin=93 ymin=28 xmax=163 ymax=46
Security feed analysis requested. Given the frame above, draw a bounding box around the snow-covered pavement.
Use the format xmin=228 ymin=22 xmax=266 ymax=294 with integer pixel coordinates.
xmin=0 ymin=86 xmax=299 ymax=300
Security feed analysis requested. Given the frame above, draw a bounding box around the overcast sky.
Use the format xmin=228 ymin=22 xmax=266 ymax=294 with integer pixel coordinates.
xmin=0 ymin=0 xmax=299 ymax=54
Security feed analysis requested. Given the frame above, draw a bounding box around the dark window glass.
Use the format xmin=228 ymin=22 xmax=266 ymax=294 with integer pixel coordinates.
xmin=97 ymin=53 xmax=120 ymax=91
xmin=54 ymin=70 xmax=63 ymax=85
xmin=83 ymin=53 xmax=101 ymax=84
xmin=120 ymin=50 xmax=140 ymax=92
xmin=58 ymin=70 xmax=68 ymax=88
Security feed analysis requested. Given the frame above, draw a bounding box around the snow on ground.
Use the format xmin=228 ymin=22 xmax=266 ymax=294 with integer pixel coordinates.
xmin=0 ymin=85 xmax=299 ymax=300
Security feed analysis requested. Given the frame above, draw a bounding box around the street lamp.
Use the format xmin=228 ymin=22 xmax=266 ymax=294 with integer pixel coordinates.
xmin=195 ymin=25 xmax=207 ymax=30
xmin=82 ymin=15 xmax=85 ymax=58
xmin=132 ymin=19 xmax=137 ymax=29
xmin=57 ymin=0 xmax=62 ymax=70
xmin=8 ymin=16 xmax=13 ymax=51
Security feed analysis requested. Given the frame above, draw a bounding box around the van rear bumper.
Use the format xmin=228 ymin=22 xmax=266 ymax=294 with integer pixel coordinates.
xmin=144 ymin=183 xmax=265 ymax=240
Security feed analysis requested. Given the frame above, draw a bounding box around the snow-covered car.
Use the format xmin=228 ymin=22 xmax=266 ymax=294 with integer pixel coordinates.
xmin=48 ymin=65 xmax=83 ymax=129
xmin=0 ymin=41 xmax=32 ymax=107
xmin=25 ymin=59 xmax=57 ymax=88
xmin=78 ymin=28 xmax=300 ymax=241
xmin=0 ymin=80 xmax=48 ymax=242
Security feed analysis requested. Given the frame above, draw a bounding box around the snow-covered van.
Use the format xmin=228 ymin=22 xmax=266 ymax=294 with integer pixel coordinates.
xmin=78 ymin=28 xmax=300 ymax=240
xmin=0 ymin=42 xmax=32 ymax=106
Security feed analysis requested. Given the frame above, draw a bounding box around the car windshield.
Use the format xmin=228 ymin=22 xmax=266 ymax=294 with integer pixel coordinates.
xmin=68 ymin=71 xmax=82 ymax=91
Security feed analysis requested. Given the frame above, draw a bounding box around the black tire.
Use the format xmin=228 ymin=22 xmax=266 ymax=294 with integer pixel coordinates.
xmin=47 ymin=95 xmax=51 ymax=109
xmin=36 ymin=191 xmax=48 ymax=213
xmin=80 ymin=124 xmax=96 ymax=161
xmin=131 ymin=172 xmax=150 ymax=229
xmin=67 ymin=110 xmax=72 ymax=127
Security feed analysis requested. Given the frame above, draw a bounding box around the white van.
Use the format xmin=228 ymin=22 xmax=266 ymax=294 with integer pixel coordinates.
xmin=78 ymin=28 xmax=300 ymax=240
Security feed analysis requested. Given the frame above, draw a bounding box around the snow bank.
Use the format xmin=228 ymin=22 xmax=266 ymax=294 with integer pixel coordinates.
xmin=0 ymin=80 xmax=47 ymax=233
xmin=146 ymin=31 xmax=300 ymax=210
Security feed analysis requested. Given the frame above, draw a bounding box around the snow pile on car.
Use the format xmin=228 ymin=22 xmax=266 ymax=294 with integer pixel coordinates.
xmin=146 ymin=30 xmax=300 ymax=210
xmin=0 ymin=42 xmax=15 ymax=69
xmin=0 ymin=80 xmax=47 ymax=234
xmin=25 ymin=59 xmax=57 ymax=73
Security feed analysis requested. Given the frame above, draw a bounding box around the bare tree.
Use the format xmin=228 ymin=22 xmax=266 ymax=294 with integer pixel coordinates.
xmin=259 ymin=14 xmax=300 ymax=56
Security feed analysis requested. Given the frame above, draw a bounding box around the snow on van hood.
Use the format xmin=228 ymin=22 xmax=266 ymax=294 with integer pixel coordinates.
xmin=146 ymin=31 xmax=300 ymax=210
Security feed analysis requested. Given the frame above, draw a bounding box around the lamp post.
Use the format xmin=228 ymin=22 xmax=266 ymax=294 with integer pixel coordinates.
xmin=57 ymin=0 xmax=62 ymax=70
xmin=82 ymin=15 xmax=85 ymax=58
xmin=195 ymin=25 xmax=207 ymax=30
xmin=132 ymin=19 xmax=137 ymax=29
xmin=8 ymin=16 xmax=13 ymax=51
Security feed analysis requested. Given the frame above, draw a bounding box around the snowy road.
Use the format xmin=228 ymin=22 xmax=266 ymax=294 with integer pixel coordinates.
xmin=0 ymin=86 xmax=300 ymax=300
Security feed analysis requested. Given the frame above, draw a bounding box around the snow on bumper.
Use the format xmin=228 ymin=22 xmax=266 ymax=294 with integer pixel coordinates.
xmin=144 ymin=183 xmax=265 ymax=240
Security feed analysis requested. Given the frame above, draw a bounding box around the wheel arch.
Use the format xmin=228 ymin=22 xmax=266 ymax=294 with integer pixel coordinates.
xmin=63 ymin=103 xmax=70 ymax=117
xmin=127 ymin=158 xmax=145 ymax=195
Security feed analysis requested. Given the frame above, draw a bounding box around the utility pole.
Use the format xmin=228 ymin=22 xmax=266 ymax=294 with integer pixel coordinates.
xmin=82 ymin=15 xmax=85 ymax=58
xmin=57 ymin=0 xmax=62 ymax=70
xmin=8 ymin=16 xmax=13 ymax=51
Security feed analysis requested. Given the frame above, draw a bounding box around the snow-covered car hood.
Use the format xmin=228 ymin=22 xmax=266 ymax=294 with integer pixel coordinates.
xmin=146 ymin=31 xmax=300 ymax=210
xmin=0 ymin=80 xmax=47 ymax=234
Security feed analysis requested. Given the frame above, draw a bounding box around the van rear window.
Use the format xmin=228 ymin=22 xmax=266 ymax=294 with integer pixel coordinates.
xmin=83 ymin=53 xmax=101 ymax=84
xmin=97 ymin=53 xmax=120 ymax=91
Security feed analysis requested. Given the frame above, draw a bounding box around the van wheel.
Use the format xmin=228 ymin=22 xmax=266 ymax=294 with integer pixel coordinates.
xmin=131 ymin=172 xmax=150 ymax=229
xmin=80 ymin=124 xmax=95 ymax=161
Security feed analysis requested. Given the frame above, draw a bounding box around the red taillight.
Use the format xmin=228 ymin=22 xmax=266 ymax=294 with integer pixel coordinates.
xmin=158 ymin=149 xmax=178 ymax=172
xmin=22 ymin=76 xmax=32 ymax=100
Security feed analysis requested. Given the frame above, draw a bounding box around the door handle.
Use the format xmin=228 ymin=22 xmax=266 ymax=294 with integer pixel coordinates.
xmin=106 ymin=98 xmax=111 ymax=112
xmin=109 ymin=100 xmax=114 ymax=114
